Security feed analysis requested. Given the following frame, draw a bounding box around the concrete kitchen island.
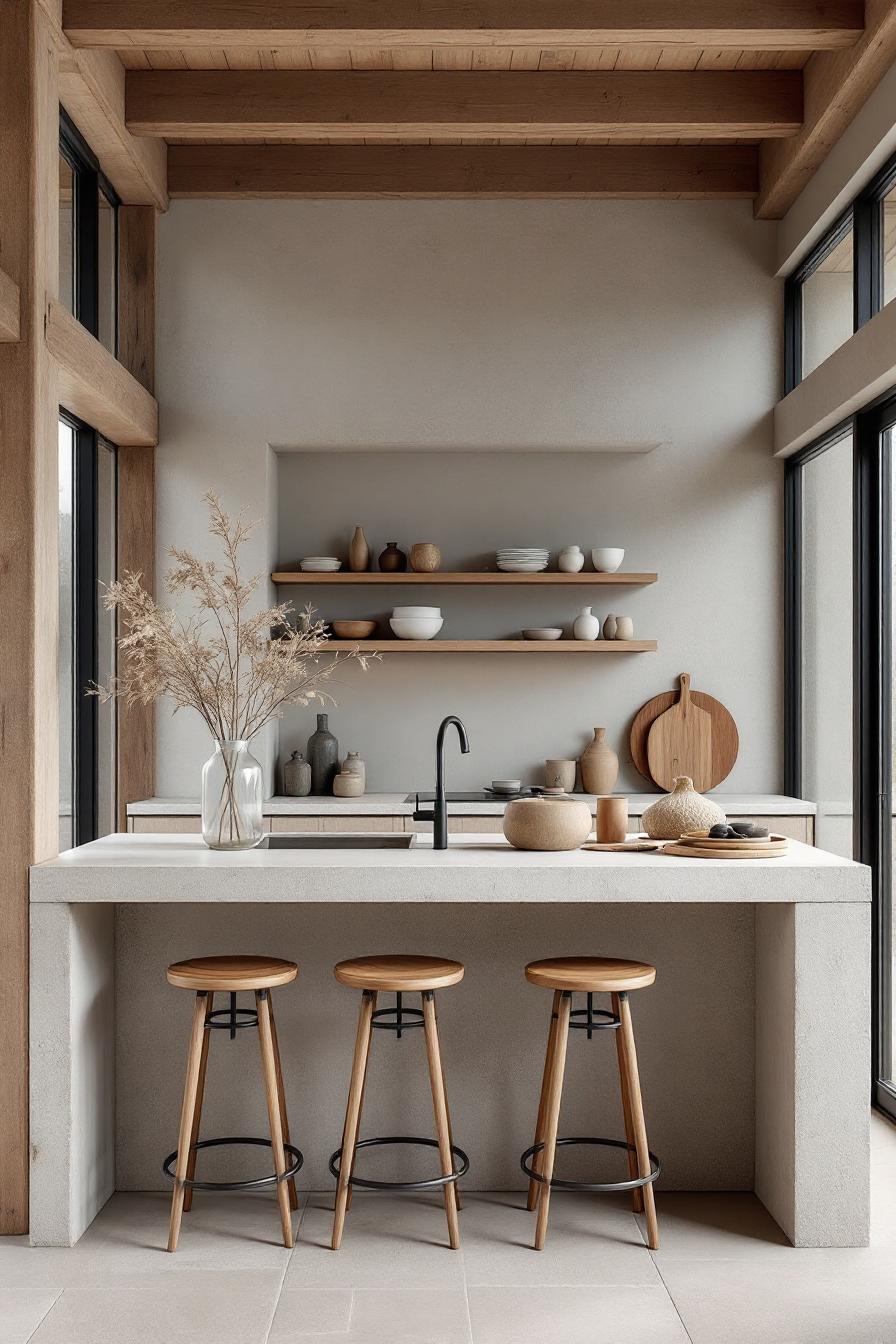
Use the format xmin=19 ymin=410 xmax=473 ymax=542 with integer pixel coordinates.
xmin=30 ymin=834 xmax=870 ymax=1251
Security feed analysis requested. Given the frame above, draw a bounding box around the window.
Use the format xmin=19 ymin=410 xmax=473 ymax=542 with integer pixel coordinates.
xmin=59 ymin=110 xmax=118 ymax=353
xmin=883 ymin=181 xmax=896 ymax=309
xmin=800 ymin=223 xmax=855 ymax=380
xmin=58 ymin=413 xmax=118 ymax=846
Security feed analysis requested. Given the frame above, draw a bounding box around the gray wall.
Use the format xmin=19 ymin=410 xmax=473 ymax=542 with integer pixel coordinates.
xmin=155 ymin=200 xmax=782 ymax=797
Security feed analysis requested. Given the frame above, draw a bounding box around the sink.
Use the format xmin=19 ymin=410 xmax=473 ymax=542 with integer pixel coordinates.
xmin=260 ymin=833 xmax=415 ymax=849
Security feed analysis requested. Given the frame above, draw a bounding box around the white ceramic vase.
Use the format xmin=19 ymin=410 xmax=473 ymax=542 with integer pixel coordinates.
xmin=558 ymin=546 xmax=585 ymax=573
xmin=573 ymin=606 xmax=601 ymax=640
xmin=615 ymin=615 xmax=634 ymax=640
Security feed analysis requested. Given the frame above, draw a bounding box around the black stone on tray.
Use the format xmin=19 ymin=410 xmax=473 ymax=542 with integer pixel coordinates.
xmin=708 ymin=823 xmax=730 ymax=838
xmin=729 ymin=820 xmax=769 ymax=838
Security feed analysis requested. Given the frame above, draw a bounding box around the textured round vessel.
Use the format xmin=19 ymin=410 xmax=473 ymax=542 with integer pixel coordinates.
xmin=502 ymin=796 xmax=593 ymax=851
xmin=410 ymin=542 xmax=442 ymax=572
xmin=642 ymin=776 xmax=726 ymax=840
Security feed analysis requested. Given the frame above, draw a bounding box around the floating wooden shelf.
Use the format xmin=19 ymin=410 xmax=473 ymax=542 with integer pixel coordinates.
xmin=326 ymin=639 xmax=656 ymax=652
xmin=273 ymin=571 xmax=656 ymax=585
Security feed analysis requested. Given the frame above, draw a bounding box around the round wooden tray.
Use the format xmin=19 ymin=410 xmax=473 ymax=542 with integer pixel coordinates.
xmin=583 ymin=840 xmax=663 ymax=853
xmin=680 ymin=830 xmax=783 ymax=847
xmin=664 ymin=840 xmax=787 ymax=860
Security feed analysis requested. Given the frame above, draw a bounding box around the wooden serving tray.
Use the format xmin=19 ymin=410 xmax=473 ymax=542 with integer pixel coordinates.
xmin=680 ymin=830 xmax=785 ymax=848
xmin=664 ymin=840 xmax=787 ymax=860
xmin=583 ymin=840 xmax=664 ymax=853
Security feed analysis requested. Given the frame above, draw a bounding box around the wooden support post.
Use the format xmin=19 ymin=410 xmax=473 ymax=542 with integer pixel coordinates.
xmin=0 ymin=0 xmax=60 ymax=1236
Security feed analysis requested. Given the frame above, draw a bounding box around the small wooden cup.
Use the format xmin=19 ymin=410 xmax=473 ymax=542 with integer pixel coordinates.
xmin=596 ymin=796 xmax=628 ymax=844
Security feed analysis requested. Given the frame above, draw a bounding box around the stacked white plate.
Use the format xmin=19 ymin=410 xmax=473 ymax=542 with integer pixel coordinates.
xmin=299 ymin=557 xmax=342 ymax=572
xmin=496 ymin=547 xmax=550 ymax=573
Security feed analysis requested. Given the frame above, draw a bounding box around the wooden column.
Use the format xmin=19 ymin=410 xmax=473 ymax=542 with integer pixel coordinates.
xmin=116 ymin=205 xmax=155 ymax=830
xmin=0 ymin=0 xmax=60 ymax=1234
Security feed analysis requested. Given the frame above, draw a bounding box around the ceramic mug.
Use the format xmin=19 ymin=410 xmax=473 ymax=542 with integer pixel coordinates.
xmin=545 ymin=759 xmax=577 ymax=792
xmin=596 ymin=796 xmax=628 ymax=844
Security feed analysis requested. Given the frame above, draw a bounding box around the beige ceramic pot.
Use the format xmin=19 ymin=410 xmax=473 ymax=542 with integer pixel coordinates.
xmin=642 ymin=776 xmax=725 ymax=840
xmin=333 ymin=771 xmax=365 ymax=798
xmin=503 ymin=796 xmax=593 ymax=851
xmin=410 ymin=542 xmax=442 ymax=572
xmin=580 ymin=727 xmax=618 ymax=794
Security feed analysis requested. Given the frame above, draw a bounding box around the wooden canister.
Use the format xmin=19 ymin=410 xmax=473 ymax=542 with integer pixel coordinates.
xmin=596 ymin=796 xmax=628 ymax=844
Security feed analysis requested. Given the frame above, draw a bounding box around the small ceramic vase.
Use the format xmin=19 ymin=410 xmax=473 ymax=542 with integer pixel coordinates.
xmin=349 ymin=526 xmax=370 ymax=573
xmin=307 ymin=713 xmax=339 ymax=794
xmin=342 ymin=750 xmax=366 ymax=791
xmin=596 ymin=796 xmax=628 ymax=844
xmin=615 ymin=615 xmax=635 ymax=640
xmin=379 ymin=541 xmax=407 ymax=573
xmin=545 ymin=758 xmax=577 ymax=792
xmin=580 ymin=727 xmax=619 ymax=794
xmin=333 ymin=772 xmax=365 ymax=798
xmin=410 ymin=542 xmax=441 ymax=573
xmin=503 ymin=796 xmax=592 ymax=851
xmin=282 ymin=750 xmax=312 ymax=798
xmin=602 ymin=613 xmax=618 ymax=640
xmin=558 ymin=546 xmax=585 ymax=574
xmin=642 ymin=776 xmax=726 ymax=840
xmin=573 ymin=606 xmax=601 ymax=640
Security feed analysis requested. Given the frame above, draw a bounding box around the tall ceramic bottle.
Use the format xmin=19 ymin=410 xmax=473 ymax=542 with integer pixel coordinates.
xmin=307 ymin=713 xmax=339 ymax=794
xmin=349 ymin=527 xmax=370 ymax=573
xmin=580 ymin=727 xmax=619 ymax=794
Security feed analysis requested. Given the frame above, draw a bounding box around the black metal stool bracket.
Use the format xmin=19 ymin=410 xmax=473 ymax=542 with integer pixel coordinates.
xmin=370 ymin=992 xmax=424 ymax=1037
xmin=329 ymin=1136 xmax=469 ymax=1191
xmin=521 ymin=1137 xmax=661 ymax=1192
xmin=162 ymin=1137 xmax=303 ymax=1191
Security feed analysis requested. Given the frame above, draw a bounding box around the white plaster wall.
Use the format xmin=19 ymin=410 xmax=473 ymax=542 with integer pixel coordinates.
xmin=156 ymin=201 xmax=781 ymax=797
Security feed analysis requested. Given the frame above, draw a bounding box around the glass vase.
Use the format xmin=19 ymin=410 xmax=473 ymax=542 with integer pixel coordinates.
xmin=201 ymin=739 xmax=264 ymax=850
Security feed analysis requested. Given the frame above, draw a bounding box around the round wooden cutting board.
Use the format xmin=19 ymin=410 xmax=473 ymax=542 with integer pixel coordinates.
xmin=630 ymin=674 xmax=739 ymax=791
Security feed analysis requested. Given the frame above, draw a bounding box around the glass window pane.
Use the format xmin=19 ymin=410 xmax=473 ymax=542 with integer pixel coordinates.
xmin=800 ymin=433 xmax=854 ymax=859
xmin=58 ymin=154 xmax=75 ymax=314
xmin=884 ymin=184 xmax=896 ymax=309
xmin=58 ymin=421 xmax=75 ymax=850
xmin=801 ymin=227 xmax=854 ymax=378
xmin=97 ymin=187 xmax=116 ymax=354
xmin=96 ymin=439 xmax=117 ymax=836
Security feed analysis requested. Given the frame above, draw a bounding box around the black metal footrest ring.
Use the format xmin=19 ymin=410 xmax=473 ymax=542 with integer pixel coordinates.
xmin=371 ymin=1006 xmax=424 ymax=1032
xmin=568 ymin=1008 xmax=619 ymax=1032
xmin=329 ymin=1136 xmax=469 ymax=1191
xmin=205 ymin=1007 xmax=259 ymax=1031
xmin=162 ymin=1136 xmax=303 ymax=1191
xmin=521 ymin=1137 xmax=661 ymax=1192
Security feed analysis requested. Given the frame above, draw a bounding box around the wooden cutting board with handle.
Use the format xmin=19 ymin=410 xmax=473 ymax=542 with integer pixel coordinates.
xmin=646 ymin=674 xmax=712 ymax=791
xmin=630 ymin=674 xmax=739 ymax=791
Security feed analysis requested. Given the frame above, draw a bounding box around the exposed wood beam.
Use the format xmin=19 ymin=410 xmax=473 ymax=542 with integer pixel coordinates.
xmin=169 ymin=143 xmax=759 ymax=199
xmin=0 ymin=267 xmax=21 ymax=341
xmin=757 ymin=0 xmax=896 ymax=218
xmin=47 ymin=299 xmax=159 ymax=446
xmin=62 ymin=1 xmax=865 ymax=50
xmin=0 ymin=0 xmax=59 ymax=1235
xmin=127 ymin=70 xmax=803 ymax=141
xmin=117 ymin=206 xmax=155 ymax=392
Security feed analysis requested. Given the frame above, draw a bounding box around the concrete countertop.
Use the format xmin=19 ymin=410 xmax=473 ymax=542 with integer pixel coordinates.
xmin=127 ymin=792 xmax=818 ymax=817
xmin=31 ymin=832 xmax=867 ymax=905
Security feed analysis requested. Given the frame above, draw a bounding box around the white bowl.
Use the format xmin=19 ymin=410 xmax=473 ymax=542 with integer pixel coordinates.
xmin=491 ymin=779 xmax=521 ymax=793
xmin=389 ymin=616 xmax=444 ymax=640
xmin=591 ymin=547 xmax=625 ymax=572
xmin=522 ymin=627 xmax=563 ymax=640
xmin=391 ymin=605 xmax=442 ymax=617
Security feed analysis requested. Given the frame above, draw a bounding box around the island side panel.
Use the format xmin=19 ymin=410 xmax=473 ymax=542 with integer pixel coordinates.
xmin=30 ymin=902 xmax=115 ymax=1246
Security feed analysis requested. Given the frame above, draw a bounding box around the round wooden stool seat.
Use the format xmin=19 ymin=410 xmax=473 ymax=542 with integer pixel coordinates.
xmin=525 ymin=956 xmax=656 ymax=993
xmin=167 ymin=955 xmax=298 ymax=992
xmin=334 ymin=954 xmax=464 ymax=992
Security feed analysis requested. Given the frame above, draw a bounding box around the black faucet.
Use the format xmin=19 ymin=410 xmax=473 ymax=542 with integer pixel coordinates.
xmin=413 ymin=715 xmax=471 ymax=849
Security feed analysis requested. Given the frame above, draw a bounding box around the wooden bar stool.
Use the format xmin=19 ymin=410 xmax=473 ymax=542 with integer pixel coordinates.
xmin=164 ymin=955 xmax=302 ymax=1252
xmin=522 ymin=956 xmax=661 ymax=1251
xmin=329 ymin=954 xmax=467 ymax=1251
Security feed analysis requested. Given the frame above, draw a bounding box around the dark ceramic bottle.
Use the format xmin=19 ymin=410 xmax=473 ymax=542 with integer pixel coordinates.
xmin=378 ymin=541 xmax=407 ymax=572
xmin=307 ymin=714 xmax=339 ymax=794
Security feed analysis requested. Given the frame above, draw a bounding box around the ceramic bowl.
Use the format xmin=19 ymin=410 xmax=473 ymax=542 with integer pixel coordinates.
xmin=391 ymin=606 xmax=441 ymax=617
xmin=591 ymin=547 xmax=625 ymax=572
xmin=491 ymin=779 xmax=521 ymax=793
xmin=389 ymin=615 xmax=444 ymax=640
xmin=331 ymin=620 xmax=377 ymax=639
xmin=522 ymin=627 xmax=563 ymax=640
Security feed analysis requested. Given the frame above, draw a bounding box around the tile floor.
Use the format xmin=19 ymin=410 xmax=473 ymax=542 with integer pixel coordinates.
xmin=2 ymin=1113 xmax=895 ymax=1343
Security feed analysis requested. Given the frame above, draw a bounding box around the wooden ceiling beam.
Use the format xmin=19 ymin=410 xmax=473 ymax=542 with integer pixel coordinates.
xmin=168 ymin=143 xmax=758 ymax=199
xmin=47 ymin=299 xmax=159 ymax=446
xmin=63 ymin=1 xmax=865 ymax=50
xmin=126 ymin=70 xmax=803 ymax=140
xmin=756 ymin=0 xmax=896 ymax=218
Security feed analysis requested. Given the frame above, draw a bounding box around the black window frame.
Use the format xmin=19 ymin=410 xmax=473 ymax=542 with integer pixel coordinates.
xmin=59 ymin=108 xmax=119 ymax=350
xmin=784 ymin=148 xmax=896 ymax=394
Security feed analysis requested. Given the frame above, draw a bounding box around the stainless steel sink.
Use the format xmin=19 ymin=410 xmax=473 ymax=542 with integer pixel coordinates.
xmin=260 ymin=833 xmax=415 ymax=849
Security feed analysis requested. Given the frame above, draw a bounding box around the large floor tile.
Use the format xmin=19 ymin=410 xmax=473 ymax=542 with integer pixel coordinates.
xmin=459 ymin=1192 xmax=659 ymax=1287
xmin=265 ymin=1288 xmax=352 ymax=1338
xmin=0 ymin=1291 xmax=61 ymax=1344
xmin=468 ymin=1286 xmax=690 ymax=1344
xmin=286 ymin=1195 xmax=466 ymax=1289
xmin=28 ymin=1273 xmax=286 ymax=1344
xmin=645 ymin=1193 xmax=790 ymax=1261
xmin=659 ymin=1249 xmax=896 ymax=1344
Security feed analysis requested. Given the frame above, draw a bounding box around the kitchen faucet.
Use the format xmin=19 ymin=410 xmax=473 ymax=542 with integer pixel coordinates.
xmin=413 ymin=715 xmax=470 ymax=849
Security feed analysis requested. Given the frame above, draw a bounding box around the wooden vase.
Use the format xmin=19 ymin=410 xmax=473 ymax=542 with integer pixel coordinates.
xmin=580 ymin=727 xmax=619 ymax=794
xmin=348 ymin=527 xmax=370 ymax=573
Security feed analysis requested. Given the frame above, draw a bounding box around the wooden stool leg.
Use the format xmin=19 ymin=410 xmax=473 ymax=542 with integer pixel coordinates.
xmin=183 ymin=991 xmax=214 ymax=1214
xmin=256 ymin=990 xmax=294 ymax=1249
xmin=332 ymin=989 xmax=376 ymax=1250
xmin=421 ymin=991 xmax=461 ymax=1250
xmin=527 ymin=989 xmax=562 ymax=1211
xmin=167 ymin=991 xmax=209 ymax=1252
xmin=611 ymin=991 xmax=644 ymax=1215
xmin=435 ymin=999 xmax=462 ymax=1211
xmin=533 ymin=990 xmax=571 ymax=1251
xmin=267 ymin=992 xmax=299 ymax=1212
xmin=617 ymin=992 xmax=659 ymax=1250
xmin=346 ymin=1004 xmax=375 ymax=1213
